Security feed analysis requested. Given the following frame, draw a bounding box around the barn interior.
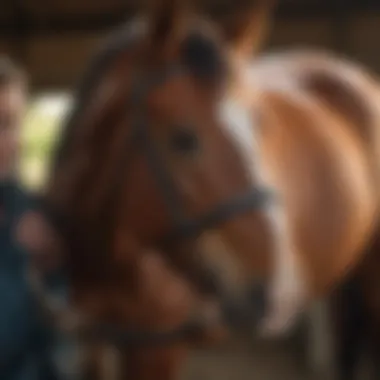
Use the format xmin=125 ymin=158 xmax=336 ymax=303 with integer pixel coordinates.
xmin=2 ymin=0 xmax=380 ymax=89
xmin=1 ymin=0 xmax=378 ymax=379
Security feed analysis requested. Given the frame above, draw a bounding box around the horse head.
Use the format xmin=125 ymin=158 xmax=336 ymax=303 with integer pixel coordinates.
xmin=40 ymin=0 xmax=305 ymax=351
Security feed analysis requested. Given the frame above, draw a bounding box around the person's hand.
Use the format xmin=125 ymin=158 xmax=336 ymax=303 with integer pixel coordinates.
xmin=16 ymin=211 xmax=63 ymax=272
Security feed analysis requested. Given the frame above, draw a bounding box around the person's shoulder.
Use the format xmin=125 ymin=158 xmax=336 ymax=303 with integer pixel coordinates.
xmin=12 ymin=182 xmax=39 ymax=213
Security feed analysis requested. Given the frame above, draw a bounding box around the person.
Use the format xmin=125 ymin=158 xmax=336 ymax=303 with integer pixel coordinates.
xmin=0 ymin=56 xmax=61 ymax=380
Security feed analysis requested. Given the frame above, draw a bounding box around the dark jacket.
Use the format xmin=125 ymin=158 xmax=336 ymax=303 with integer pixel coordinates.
xmin=0 ymin=180 xmax=59 ymax=380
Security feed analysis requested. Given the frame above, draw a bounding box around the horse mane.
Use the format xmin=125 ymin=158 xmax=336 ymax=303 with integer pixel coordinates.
xmin=50 ymin=18 xmax=147 ymax=174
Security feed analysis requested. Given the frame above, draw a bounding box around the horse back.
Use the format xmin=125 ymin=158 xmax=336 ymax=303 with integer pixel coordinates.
xmin=250 ymin=50 xmax=380 ymax=185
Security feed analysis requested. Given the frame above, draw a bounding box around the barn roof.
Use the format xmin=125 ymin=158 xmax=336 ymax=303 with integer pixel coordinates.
xmin=1 ymin=0 xmax=379 ymax=90
xmin=2 ymin=0 xmax=379 ymax=37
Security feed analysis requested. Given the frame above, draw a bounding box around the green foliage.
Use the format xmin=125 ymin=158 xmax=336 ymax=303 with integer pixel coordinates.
xmin=20 ymin=97 xmax=66 ymax=190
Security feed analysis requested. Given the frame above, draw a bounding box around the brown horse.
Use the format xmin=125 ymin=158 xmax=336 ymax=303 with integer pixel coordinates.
xmin=26 ymin=0 xmax=380 ymax=379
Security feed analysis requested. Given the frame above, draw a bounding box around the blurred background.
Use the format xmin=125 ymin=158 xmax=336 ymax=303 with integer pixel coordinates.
xmin=4 ymin=0 xmax=380 ymax=191
xmin=1 ymin=0 xmax=379 ymax=378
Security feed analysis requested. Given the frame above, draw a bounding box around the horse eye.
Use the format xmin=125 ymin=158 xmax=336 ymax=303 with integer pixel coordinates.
xmin=169 ymin=128 xmax=199 ymax=154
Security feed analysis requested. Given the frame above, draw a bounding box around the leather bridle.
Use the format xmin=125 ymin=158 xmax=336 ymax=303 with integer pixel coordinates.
xmin=38 ymin=63 xmax=274 ymax=348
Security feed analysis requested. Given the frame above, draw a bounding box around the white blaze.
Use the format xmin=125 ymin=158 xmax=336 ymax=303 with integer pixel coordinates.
xmin=217 ymin=89 xmax=308 ymax=335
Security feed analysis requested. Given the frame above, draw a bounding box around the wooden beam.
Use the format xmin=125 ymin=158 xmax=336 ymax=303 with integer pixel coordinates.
xmin=0 ymin=9 xmax=134 ymax=37
xmin=1 ymin=10 xmax=380 ymax=90
xmin=1 ymin=3 xmax=380 ymax=37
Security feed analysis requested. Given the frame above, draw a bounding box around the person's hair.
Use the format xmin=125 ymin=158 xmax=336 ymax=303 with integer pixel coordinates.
xmin=0 ymin=56 xmax=26 ymax=88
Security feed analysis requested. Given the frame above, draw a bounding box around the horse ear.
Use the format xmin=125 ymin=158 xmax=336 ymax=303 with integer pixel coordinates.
xmin=146 ymin=0 xmax=188 ymax=53
xmin=216 ymin=0 xmax=275 ymax=59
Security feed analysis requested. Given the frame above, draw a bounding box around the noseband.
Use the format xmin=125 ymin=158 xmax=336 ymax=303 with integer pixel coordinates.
xmin=39 ymin=64 xmax=274 ymax=347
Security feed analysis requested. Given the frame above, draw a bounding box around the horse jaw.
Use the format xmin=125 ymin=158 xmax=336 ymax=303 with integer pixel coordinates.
xmin=258 ymin=204 xmax=310 ymax=337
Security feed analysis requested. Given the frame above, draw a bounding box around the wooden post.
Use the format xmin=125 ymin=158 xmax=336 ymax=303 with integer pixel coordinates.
xmin=305 ymin=299 xmax=335 ymax=378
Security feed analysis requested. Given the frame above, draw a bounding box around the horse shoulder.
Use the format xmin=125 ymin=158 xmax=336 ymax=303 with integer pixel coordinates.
xmin=250 ymin=51 xmax=380 ymax=187
xmin=251 ymin=51 xmax=379 ymax=140
xmin=299 ymin=65 xmax=378 ymax=145
xmin=255 ymin=82 xmax=378 ymax=290
xmin=298 ymin=57 xmax=380 ymax=190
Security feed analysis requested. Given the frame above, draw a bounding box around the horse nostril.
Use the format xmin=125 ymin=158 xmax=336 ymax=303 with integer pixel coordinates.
xmin=248 ymin=283 xmax=267 ymax=322
xmin=220 ymin=283 xmax=267 ymax=330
